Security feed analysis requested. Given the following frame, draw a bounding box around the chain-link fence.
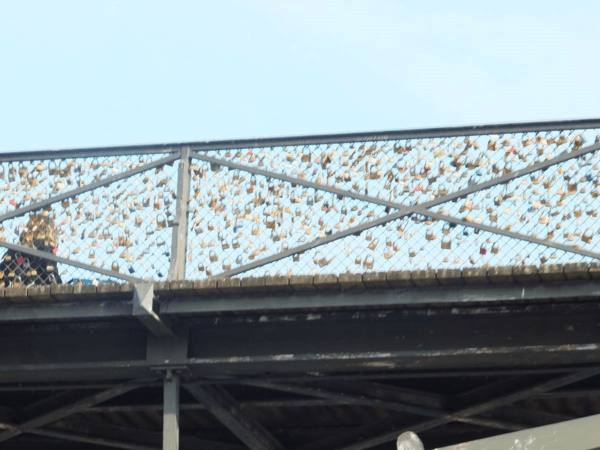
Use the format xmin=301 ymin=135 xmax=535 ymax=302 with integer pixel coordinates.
xmin=1 ymin=121 xmax=600 ymax=286
xmin=0 ymin=151 xmax=178 ymax=286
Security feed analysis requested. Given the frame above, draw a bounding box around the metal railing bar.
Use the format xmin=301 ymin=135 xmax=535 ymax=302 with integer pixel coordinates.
xmin=208 ymin=142 xmax=600 ymax=278
xmin=0 ymin=152 xmax=180 ymax=224
xmin=0 ymin=146 xmax=178 ymax=163
xmin=419 ymin=210 xmax=600 ymax=261
xmin=185 ymin=118 xmax=600 ymax=151
xmin=2 ymin=118 xmax=599 ymax=161
xmin=211 ymin=209 xmax=409 ymax=278
xmin=0 ymin=240 xmax=144 ymax=283
xmin=168 ymin=147 xmax=191 ymax=280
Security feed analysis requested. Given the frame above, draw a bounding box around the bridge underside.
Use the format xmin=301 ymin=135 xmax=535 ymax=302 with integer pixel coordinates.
xmin=2 ymin=270 xmax=600 ymax=450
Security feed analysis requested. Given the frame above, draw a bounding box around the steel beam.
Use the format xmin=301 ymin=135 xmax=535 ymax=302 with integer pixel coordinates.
xmin=168 ymin=147 xmax=191 ymax=280
xmin=450 ymin=377 xmax=529 ymax=409
xmin=0 ymin=384 xmax=140 ymax=443
xmin=299 ymin=367 xmax=600 ymax=450
xmin=30 ymin=429 xmax=158 ymax=450
xmin=0 ymin=382 xmax=163 ymax=392
xmin=89 ymin=398 xmax=355 ymax=413
xmin=147 ymin=333 xmax=189 ymax=367
xmin=184 ymin=383 xmax=285 ymax=450
xmin=2 ymin=343 xmax=596 ymax=386
xmin=533 ymin=388 xmax=600 ymax=398
xmin=0 ymin=300 xmax=133 ymax=323
xmin=3 ymin=304 xmax=600 ymax=384
xmin=19 ymin=391 xmax=88 ymax=419
xmin=133 ymin=283 xmax=175 ymax=338
xmin=431 ymin=412 xmax=600 ymax=450
xmin=4 ymin=280 xmax=600 ymax=324
xmin=159 ymin=280 xmax=600 ymax=315
xmin=487 ymin=405 xmax=575 ymax=429
xmin=0 ymin=367 xmax=577 ymax=392
xmin=45 ymin=418 xmax=245 ymax=450
xmin=9 ymin=280 xmax=600 ymax=322
xmin=321 ymin=381 xmax=447 ymax=410
xmin=163 ymin=370 xmax=180 ymax=450
xmin=246 ymin=381 xmax=522 ymax=432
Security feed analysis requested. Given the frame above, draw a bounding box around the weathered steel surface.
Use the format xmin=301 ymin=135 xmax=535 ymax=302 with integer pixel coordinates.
xmin=46 ymin=419 xmax=245 ymax=450
xmin=0 ymin=384 xmax=139 ymax=443
xmin=3 ymin=301 xmax=600 ymax=384
xmin=3 ymin=276 xmax=600 ymax=323
xmin=163 ymin=371 xmax=180 ymax=450
xmin=185 ymin=383 xmax=285 ymax=450
xmin=301 ymin=368 xmax=600 ymax=450
xmin=133 ymin=283 xmax=174 ymax=338
xmin=246 ymin=381 xmax=522 ymax=432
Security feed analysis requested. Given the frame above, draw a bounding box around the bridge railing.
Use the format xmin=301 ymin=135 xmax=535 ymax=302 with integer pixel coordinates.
xmin=1 ymin=119 xmax=600 ymax=285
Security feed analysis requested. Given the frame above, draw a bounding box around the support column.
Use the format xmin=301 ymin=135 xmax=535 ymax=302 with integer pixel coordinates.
xmin=163 ymin=369 xmax=180 ymax=450
xmin=168 ymin=147 xmax=191 ymax=280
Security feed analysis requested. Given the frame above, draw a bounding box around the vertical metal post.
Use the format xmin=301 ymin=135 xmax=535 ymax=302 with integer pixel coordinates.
xmin=163 ymin=369 xmax=180 ymax=450
xmin=168 ymin=147 xmax=191 ymax=280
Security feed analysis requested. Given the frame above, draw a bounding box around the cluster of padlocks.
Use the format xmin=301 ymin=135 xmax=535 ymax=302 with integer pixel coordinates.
xmin=0 ymin=126 xmax=599 ymax=285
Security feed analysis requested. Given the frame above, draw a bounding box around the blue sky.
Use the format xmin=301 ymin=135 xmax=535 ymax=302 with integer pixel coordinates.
xmin=1 ymin=0 xmax=599 ymax=152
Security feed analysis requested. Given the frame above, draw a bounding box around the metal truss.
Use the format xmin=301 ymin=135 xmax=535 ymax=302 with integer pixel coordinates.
xmin=3 ymin=297 xmax=600 ymax=448
xmin=2 ymin=365 xmax=600 ymax=449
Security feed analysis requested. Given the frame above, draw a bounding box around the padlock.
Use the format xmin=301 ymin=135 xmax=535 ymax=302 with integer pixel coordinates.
xmin=441 ymin=237 xmax=451 ymax=249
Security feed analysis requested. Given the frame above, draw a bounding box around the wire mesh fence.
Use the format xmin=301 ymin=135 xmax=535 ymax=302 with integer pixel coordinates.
xmin=1 ymin=121 xmax=600 ymax=286
xmin=188 ymin=127 xmax=600 ymax=278
xmin=0 ymin=153 xmax=178 ymax=286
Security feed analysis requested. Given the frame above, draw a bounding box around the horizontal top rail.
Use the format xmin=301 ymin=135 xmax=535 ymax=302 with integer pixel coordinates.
xmin=2 ymin=118 xmax=600 ymax=161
